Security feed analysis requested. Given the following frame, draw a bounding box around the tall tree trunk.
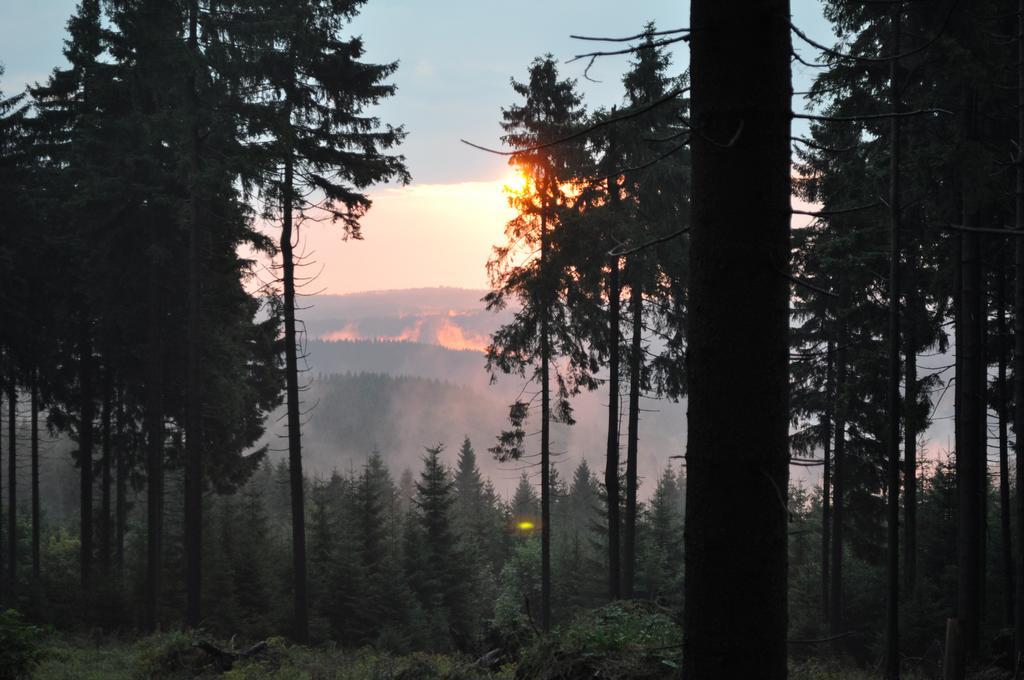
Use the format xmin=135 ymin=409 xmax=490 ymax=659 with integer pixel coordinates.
xmin=1015 ymin=0 xmax=1024 ymax=655
xmin=831 ymin=320 xmax=848 ymax=636
xmin=979 ymin=290 xmax=988 ymax=631
xmin=605 ymin=255 xmax=621 ymax=601
xmin=0 ymin=388 xmax=5 ymax=604
xmin=115 ymin=386 xmax=126 ymax=580
xmin=79 ymin=321 xmax=94 ymax=593
xmin=955 ymin=4 xmax=987 ymax=666
xmin=144 ymin=221 xmax=165 ymax=633
xmin=30 ymin=373 xmax=39 ymax=583
xmin=822 ymin=339 xmax=834 ymax=622
xmin=958 ymin=84 xmax=984 ymax=668
xmin=100 ymin=366 xmax=112 ymax=579
xmin=903 ymin=123 xmax=919 ymax=598
xmin=7 ymin=381 xmax=16 ymax=599
xmin=885 ymin=10 xmax=902 ymax=677
xmin=904 ymin=306 xmax=918 ymax=593
xmin=539 ymin=209 xmax=551 ymax=632
xmin=281 ymin=142 xmax=309 ymax=643
xmin=1016 ymin=0 xmax=1024 ymax=663
xmin=1015 ymin=0 xmax=1024 ymax=660
xmin=684 ymin=2 xmax=791 ymax=676
xmin=623 ymin=277 xmax=642 ymax=599
xmin=998 ymin=248 xmax=1014 ymax=627
xmin=184 ymin=0 xmax=203 ymax=629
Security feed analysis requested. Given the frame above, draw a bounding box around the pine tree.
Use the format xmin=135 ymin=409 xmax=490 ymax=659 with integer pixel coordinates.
xmin=403 ymin=446 xmax=468 ymax=647
xmin=28 ymin=0 xmax=113 ymax=597
xmin=614 ymin=26 xmax=689 ymax=599
xmin=487 ymin=56 xmax=587 ymax=631
xmin=645 ymin=465 xmax=685 ymax=603
xmin=511 ymin=473 xmax=540 ymax=523
xmin=229 ymin=0 xmax=409 ymax=640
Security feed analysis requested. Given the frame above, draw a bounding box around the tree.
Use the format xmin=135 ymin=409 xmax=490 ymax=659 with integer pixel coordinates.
xmin=613 ymin=28 xmax=689 ymax=598
xmin=406 ymin=445 xmax=467 ymax=649
xmin=486 ymin=55 xmax=587 ymax=632
xmin=232 ymin=0 xmax=408 ymax=640
xmin=1016 ymin=0 xmax=1024 ymax=664
xmin=28 ymin=0 xmax=112 ymax=596
xmin=683 ymin=2 xmax=791 ymax=678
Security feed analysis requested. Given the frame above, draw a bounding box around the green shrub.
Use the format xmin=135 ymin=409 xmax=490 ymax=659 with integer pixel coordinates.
xmin=132 ymin=631 xmax=205 ymax=679
xmin=0 ymin=609 xmax=47 ymax=680
xmin=514 ymin=601 xmax=681 ymax=680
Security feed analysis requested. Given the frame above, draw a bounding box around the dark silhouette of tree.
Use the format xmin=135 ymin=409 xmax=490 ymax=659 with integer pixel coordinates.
xmin=229 ymin=0 xmax=408 ymax=640
xmin=683 ymin=2 xmax=791 ymax=678
xmin=486 ymin=55 xmax=587 ymax=632
xmin=1016 ymin=0 xmax=1024 ymax=665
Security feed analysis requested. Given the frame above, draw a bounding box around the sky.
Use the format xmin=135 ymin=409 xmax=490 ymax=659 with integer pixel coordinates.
xmin=0 ymin=0 xmax=832 ymax=294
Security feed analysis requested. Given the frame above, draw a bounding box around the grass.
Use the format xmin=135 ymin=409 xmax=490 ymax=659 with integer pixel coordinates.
xmin=32 ymin=633 xmax=512 ymax=680
xmin=28 ymin=611 xmax=1018 ymax=679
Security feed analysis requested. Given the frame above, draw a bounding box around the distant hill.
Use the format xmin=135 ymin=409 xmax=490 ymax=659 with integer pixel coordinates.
xmin=299 ymin=288 xmax=511 ymax=352
xmin=269 ymin=288 xmax=690 ymax=497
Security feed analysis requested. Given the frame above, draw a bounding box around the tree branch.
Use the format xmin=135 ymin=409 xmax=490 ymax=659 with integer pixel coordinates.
xmin=461 ymin=88 xmax=687 ymax=157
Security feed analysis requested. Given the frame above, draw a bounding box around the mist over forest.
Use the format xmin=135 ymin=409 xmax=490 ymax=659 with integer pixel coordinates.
xmin=267 ymin=288 xmax=686 ymax=499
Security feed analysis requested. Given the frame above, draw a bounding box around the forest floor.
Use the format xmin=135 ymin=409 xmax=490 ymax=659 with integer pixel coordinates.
xmin=28 ymin=601 xmax=684 ymax=679
xmin=28 ymin=635 xmax=1019 ymax=679
xmin=31 ymin=633 xmax=511 ymax=679
xmin=30 ymin=634 xmax=1017 ymax=680
xmin=24 ymin=600 xmax=1016 ymax=680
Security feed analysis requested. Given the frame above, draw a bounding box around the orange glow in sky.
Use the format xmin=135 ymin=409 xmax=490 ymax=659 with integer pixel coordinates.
xmin=252 ymin=176 xmax=517 ymax=296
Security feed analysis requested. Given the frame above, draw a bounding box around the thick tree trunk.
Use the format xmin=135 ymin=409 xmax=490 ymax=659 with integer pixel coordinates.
xmin=79 ymin=322 xmax=94 ymax=593
xmin=684 ymin=2 xmax=791 ymax=677
xmin=958 ymin=86 xmax=984 ymax=668
xmin=184 ymin=0 xmax=203 ymax=629
xmin=885 ymin=12 xmax=902 ymax=677
xmin=281 ymin=146 xmax=309 ymax=643
xmin=1015 ymin=1 xmax=1024 ymax=661
xmin=605 ymin=255 xmax=621 ymax=601
xmin=623 ymin=278 xmax=642 ymax=599
xmin=540 ymin=209 xmax=551 ymax=632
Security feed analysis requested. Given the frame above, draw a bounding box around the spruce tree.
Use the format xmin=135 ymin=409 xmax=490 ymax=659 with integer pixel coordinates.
xmin=487 ymin=56 xmax=587 ymax=631
xmin=230 ymin=0 xmax=408 ymax=640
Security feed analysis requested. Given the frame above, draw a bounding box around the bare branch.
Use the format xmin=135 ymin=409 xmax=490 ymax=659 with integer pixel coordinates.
xmin=792 ymin=202 xmax=880 ymax=217
xmin=567 ymin=35 xmax=690 ymax=65
xmin=570 ymin=28 xmax=690 ymax=43
xmin=461 ymin=88 xmax=687 ymax=157
xmin=608 ymin=227 xmax=690 ymax=257
xmin=793 ymin=108 xmax=952 ymax=123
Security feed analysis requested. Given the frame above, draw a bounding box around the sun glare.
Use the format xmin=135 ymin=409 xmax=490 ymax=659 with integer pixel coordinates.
xmin=503 ymin=166 xmax=529 ymax=195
